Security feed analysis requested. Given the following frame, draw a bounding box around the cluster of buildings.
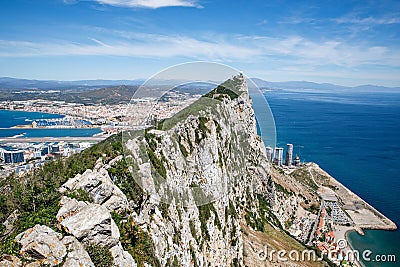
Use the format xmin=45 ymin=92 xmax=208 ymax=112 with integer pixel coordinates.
xmin=0 ymin=141 xmax=94 ymax=177
xmin=311 ymin=202 xmax=355 ymax=266
xmin=31 ymin=117 xmax=91 ymax=128
xmin=266 ymin=143 xmax=301 ymax=167
xmin=1 ymin=92 xmax=202 ymax=131
xmin=288 ymin=216 xmax=315 ymax=243
xmin=127 ymin=93 xmax=201 ymax=127
xmin=1 ymin=99 xmax=130 ymax=127
xmin=0 ymin=148 xmax=24 ymax=164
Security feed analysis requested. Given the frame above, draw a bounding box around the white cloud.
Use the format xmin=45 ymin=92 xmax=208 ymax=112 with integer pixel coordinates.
xmin=1 ymin=33 xmax=399 ymax=70
xmin=238 ymin=35 xmax=400 ymax=68
xmin=1 ymin=32 xmax=399 ymax=85
xmin=93 ymin=0 xmax=200 ymax=8
xmin=334 ymin=15 xmax=400 ymax=25
xmin=0 ymin=34 xmax=259 ymax=60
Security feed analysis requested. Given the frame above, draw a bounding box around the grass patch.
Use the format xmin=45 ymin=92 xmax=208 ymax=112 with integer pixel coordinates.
xmin=108 ymin=158 xmax=144 ymax=208
xmin=67 ymin=188 xmax=92 ymax=202
xmin=116 ymin=216 xmax=161 ymax=267
xmin=86 ymin=244 xmax=114 ymax=267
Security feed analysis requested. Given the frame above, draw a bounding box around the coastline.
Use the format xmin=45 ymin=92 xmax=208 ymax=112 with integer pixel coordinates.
xmin=9 ymin=125 xmax=101 ymax=129
xmin=310 ymin=163 xmax=396 ymax=267
xmin=345 ymin=230 xmax=366 ymax=267
xmin=311 ymin=162 xmax=397 ymax=232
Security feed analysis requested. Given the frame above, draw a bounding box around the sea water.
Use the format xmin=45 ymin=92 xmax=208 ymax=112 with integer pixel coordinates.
xmin=256 ymin=89 xmax=400 ymax=267
xmin=0 ymin=110 xmax=101 ymax=137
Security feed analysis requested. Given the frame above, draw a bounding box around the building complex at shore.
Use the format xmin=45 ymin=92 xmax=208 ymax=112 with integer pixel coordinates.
xmin=270 ymin=157 xmax=397 ymax=266
xmin=266 ymin=143 xmax=301 ymax=168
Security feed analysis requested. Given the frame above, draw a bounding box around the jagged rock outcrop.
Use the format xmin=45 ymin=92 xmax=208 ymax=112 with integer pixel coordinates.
xmin=1 ymin=210 xmax=19 ymax=238
xmin=56 ymin=197 xmax=137 ymax=266
xmin=59 ymin=161 xmax=129 ymax=212
xmin=56 ymin=196 xmax=120 ymax=248
xmin=62 ymin=236 xmax=94 ymax=267
xmin=5 ymin=197 xmax=136 ymax=267
xmin=15 ymin=224 xmax=66 ymax=266
xmin=0 ymin=255 xmax=22 ymax=267
xmin=110 ymin=244 xmax=137 ymax=267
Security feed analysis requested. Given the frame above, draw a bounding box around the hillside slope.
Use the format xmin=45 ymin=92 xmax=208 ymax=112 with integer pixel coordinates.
xmin=0 ymin=75 xmax=329 ymax=266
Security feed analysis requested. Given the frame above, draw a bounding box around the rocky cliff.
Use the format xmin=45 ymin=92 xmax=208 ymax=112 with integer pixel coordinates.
xmin=0 ymin=74 xmax=328 ymax=267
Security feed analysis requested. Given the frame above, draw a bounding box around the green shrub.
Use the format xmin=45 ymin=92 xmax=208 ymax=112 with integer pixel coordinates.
xmin=189 ymin=220 xmax=198 ymax=244
xmin=108 ymin=158 xmax=144 ymax=206
xmin=116 ymin=216 xmax=160 ymax=267
xmin=67 ymin=188 xmax=92 ymax=202
xmin=189 ymin=243 xmax=198 ymax=267
xmin=147 ymin=149 xmax=167 ymax=180
xmin=86 ymin=244 xmax=114 ymax=267
xmin=203 ymin=84 xmax=239 ymax=100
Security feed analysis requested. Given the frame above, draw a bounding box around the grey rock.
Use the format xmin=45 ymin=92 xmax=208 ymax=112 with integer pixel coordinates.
xmin=59 ymin=164 xmax=129 ymax=212
xmin=89 ymin=182 xmax=114 ymax=204
xmin=57 ymin=197 xmax=120 ymax=248
xmin=0 ymin=255 xmax=22 ymax=267
xmin=15 ymin=224 xmax=66 ymax=266
xmin=110 ymin=244 xmax=137 ymax=267
xmin=62 ymin=236 xmax=94 ymax=267
xmin=2 ymin=210 xmax=20 ymax=237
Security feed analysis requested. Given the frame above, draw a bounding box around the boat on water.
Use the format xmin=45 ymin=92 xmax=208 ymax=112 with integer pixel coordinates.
xmin=10 ymin=132 xmax=26 ymax=138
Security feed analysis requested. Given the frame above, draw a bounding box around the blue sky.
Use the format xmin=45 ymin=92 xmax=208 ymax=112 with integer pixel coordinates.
xmin=0 ymin=0 xmax=400 ymax=86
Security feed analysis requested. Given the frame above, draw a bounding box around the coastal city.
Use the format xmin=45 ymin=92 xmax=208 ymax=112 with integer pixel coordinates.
xmin=0 ymin=90 xmax=201 ymax=129
xmin=0 ymin=91 xmax=201 ymax=178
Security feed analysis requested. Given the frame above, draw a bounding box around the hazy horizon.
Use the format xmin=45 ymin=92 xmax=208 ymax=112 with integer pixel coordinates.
xmin=1 ymin=1 xmax=400 ymax=87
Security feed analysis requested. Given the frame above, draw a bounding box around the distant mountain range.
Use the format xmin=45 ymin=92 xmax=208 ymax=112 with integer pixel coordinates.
xmin=0 ymin=77 xmax=145 ymax=90
xmin=0 ymin=77 xmax=399 ymax=92
xmin=250 ymin=78 xmax=400 ymax=92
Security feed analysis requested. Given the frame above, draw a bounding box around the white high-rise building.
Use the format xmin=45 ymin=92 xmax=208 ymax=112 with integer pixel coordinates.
xmin=273 ymin=147 xmax=284 ymax=166
xmin=265 ymin=146 xmax=273 ymax=161
xmin=286 ymin=144 xmax=293 ymax=167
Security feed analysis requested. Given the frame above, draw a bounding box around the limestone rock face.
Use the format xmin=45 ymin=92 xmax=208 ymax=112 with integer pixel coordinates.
xmin=110 ymin=243 xmax=137 ymax=267
xmin=121 ymin=74 xmax=276 ymax=266
xmin=2 ymin=210 xmax=20 ymax=238
xmin=0 ymin=255 xmax=22 ymax=267
xmin=14 ymin=224 xmax=66 ymax=266
xmin=56 ymin=196 xmax=120 ymax=248
xmin=62 ymin=236 xmax=94 ymax=267
xmin=59 ymin=165 xmax=129 ymax=212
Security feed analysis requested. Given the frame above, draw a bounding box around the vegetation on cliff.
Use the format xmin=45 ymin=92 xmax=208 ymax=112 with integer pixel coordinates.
xmin=0 ymin=133 xmax=151 ymax=261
